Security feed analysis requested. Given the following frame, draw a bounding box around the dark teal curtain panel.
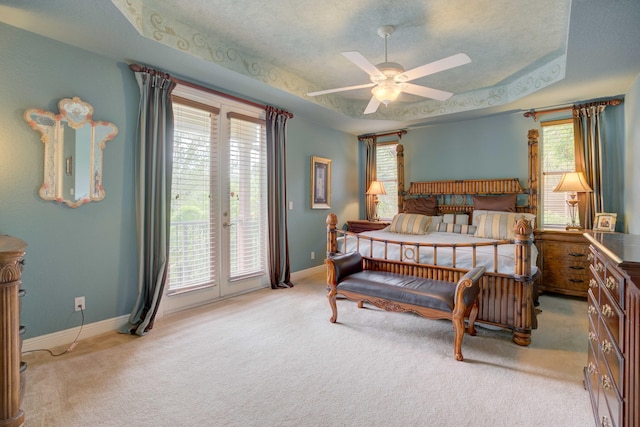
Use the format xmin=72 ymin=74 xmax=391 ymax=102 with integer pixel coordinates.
xmin=123 ymin=66 xmax=176 ymax=335
xmin=266 ymin=106 xmax=293 ymax=289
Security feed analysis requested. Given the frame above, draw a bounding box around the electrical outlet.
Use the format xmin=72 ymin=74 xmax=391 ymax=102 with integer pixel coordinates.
xmin=311 ymin=251 xmax=315 ymax=260
xmin=75 ymin=296 xmax=85 ymax=311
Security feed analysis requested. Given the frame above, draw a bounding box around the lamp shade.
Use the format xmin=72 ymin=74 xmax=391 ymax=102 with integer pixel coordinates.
xmin=366 ymin=181 xmax=387 ymax=195
xmin=553 ymin=171 xmax=593 ymax=193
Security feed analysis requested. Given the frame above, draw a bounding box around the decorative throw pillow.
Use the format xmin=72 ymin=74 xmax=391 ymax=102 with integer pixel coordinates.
xmin=436 ymin=222 xmax=477 ymax=234
xmin=474 ymin=212 xmax=535 ymax=240
xmin=403 ymin=197 xmax=438 ymax=216
xmin=389 ymin=213 xmax=432 ymax=235
xmin=426 ymin=215 xmax=443 ymax=231
xmin=472 ymin=194 xmax=517 ymax=212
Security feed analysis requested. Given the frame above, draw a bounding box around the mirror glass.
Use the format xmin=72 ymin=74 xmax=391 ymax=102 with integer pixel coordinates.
xmin=24 ymin=97 xmax=118 ymax=208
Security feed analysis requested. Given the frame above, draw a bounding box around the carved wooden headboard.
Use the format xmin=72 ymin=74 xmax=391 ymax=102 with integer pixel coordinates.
xmin=395 ymin=129 xmax=539 ymax=217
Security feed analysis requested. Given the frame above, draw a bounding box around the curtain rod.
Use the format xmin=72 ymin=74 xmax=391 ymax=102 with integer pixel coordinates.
xmin=523 ymin=98 xmax=622 ymax=122
xmin=358 ymin=129 xmax=407 ymax=140
xmin=129 ymin=63 xmax=293 ymax=118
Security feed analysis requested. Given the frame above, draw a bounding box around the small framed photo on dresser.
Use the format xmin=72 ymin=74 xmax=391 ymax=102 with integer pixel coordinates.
xmin=593 ymin=213 xmax=617 ymax=231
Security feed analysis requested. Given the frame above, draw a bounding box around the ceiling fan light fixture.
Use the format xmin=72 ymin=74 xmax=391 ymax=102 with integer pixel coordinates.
xmin=372 ymin=82 xmax=402 ymax=105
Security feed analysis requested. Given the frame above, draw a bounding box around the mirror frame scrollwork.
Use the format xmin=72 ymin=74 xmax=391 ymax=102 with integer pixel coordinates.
xmin=24 ymin=97 xmax=118 ymax=208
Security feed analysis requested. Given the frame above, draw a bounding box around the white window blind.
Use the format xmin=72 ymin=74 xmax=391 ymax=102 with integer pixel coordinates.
xmin=541 ymin=120 xmax=575 ymax=227
xmin=375 ymin=142 xmax=398 ymax=220
xmin=227 ymin=113 xmax=267 ymax=279
xmin=168 ymin=98 xmax=219 ymax=293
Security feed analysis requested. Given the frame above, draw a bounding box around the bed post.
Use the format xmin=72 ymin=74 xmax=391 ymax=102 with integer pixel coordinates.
xmin=513 ymin=218 xmax=534 ymax=278
xmin=396 ymin=144 xmax=405 ymax=213
xmin=527 ymin=129 xmax=539 ymax=217
xmin=326 ymin=213 xmax=338 ymax=257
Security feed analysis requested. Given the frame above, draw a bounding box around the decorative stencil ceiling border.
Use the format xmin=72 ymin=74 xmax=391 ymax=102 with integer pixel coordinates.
xmin=112 ymin=0 xmax=567 ymax=121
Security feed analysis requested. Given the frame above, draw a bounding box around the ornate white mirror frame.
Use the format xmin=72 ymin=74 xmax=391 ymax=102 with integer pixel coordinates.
xmin=24 ymin=97 xmax=118 ymax=208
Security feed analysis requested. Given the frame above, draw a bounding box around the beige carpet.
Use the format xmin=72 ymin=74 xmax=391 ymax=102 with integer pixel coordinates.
xmin=22 ymin=271 xmax=593 ymax=426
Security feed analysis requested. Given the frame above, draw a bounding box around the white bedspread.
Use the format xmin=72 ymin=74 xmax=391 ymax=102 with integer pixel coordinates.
xmin=338 ymin=230 xmax=538 ymax=276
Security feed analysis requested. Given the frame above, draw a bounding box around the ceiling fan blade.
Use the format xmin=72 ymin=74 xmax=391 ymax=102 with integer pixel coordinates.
xmin=341 ymin=51 xmax=383 ymax=77
xmin=307 ymin=82 xmax=375 ymax=97
xmin=363 ymin=96 xmax=381 ymax=114
xmin=402 ymin=83 xmax=453 ymax=101
xmin=401 ymin=53 xmax=471 ymax=82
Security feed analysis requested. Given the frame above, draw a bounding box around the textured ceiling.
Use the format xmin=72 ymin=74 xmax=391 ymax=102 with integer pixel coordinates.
xmin=113 ymin=0 xmax=571 ymax=122
xmin=1 ymin=0 xmax=639 ymax=134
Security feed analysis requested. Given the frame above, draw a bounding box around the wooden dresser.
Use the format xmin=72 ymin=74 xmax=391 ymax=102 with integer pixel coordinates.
xmin=346 ymin=220 xmax=390 ymax=233
xmin=584 ymin=232 xmax=640 ymax=427
xmin=0 ymin=235 xmax=27 ymax=427
xmin=534 ymin=229 xmax=590 ymax=297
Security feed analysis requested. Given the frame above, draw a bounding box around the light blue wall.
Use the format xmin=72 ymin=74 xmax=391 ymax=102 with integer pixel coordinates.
xmin=0 ymin=23 xmax=357 ymax=338
xmin=625 ymin=72 xmax=640 ymax=234
xmin=286 ymin=118 xmax=358 ymax=271
xmin=0 ymin=23 xmax=141 ymax=338
xmin=400 ymin=112 xmax=534 ymax=184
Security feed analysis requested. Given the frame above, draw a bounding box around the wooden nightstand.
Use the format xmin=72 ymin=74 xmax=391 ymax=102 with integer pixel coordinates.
xmin=346 ymin=220 xmax=390 ymax=233
xmin=534 ymin=228 xmax=590 ymax=297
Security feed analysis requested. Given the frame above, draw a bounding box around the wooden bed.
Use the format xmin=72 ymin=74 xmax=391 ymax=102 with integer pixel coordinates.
xmin=326 ymin=130 xmax=541 ymax=346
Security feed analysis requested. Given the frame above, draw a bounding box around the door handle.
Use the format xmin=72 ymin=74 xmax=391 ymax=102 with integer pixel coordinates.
xmin=222 ymin=222 xmax=235 ymax=228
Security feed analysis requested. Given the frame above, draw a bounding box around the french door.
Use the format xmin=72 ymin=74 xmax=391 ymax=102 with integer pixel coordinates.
xmin=162 ymin=89 xmax=269 ymax=314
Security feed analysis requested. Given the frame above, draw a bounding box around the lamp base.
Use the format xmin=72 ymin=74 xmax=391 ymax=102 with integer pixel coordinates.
xmin=565 ymin=224 xmax=583 ymax=231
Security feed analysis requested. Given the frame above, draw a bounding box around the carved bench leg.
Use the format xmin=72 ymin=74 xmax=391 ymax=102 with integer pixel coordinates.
xmin=327 ymin=289 xmax=338 ymax=323
xmin=512 ymin=328 xmax=532 ymax=346
xmin=452 ymin=315 xmax=465 ymax=361
xmin=467 ymin=300 xmax=479 ymax=336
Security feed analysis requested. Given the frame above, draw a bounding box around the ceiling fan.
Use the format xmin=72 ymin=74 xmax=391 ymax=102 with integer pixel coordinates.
xmin=307 ymin=25 xmax=471 ymax=114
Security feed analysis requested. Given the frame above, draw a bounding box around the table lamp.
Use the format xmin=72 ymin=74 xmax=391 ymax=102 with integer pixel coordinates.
xmin=553 ymin=171 xmax=593 ymax=230
xmin=366 ymin=181 xmax=386 ymax=221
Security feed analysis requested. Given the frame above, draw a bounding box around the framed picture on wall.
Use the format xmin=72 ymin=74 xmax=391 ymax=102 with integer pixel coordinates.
xmin=593 ymin=212 xmax=617 ymax=231
xmin=311 ymin=156 xmax=331 ymax=209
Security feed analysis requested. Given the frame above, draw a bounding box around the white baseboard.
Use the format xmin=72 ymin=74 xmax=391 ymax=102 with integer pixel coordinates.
xmin=23 ymin=265 xmax=326 ymax=352
xmin=22 ymin=314 xmax=130 ymax=353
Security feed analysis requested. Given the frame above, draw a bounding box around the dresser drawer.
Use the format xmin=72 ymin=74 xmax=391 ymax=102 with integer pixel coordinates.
xmin=604 ymin=264 xmax=625 ymax=308
xmin=599 ymin=316 xmax=624 ymax=395
xmin=599 ymin=285 xmax=624 ymax=349
xmin=588 ymin=289 xmax=600 ymax=331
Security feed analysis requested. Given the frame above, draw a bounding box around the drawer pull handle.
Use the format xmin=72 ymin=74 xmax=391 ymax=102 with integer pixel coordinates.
xmin=589 ymin=279 xmax=598 ymax=288
xmin=605 ymin=276 xmax=618 ymax=291
xmin=587 ymin=253 xmax=594 ymax=261
xmin=601 ymin=304 xmax=614 ymax=318
xmin=569 ymin=252 xmax=585 ymax=257
xmin=596 ymin=262 xmax=605 ymax=273
xmin=588 ymin=305 xmax=597 ymax=315
xmin=587 ymin=362 xmax=596 ymax=375
xmin=602 ymin=340 xmax=614 ymax=354
xmin=601 ymin=375 xmax=613 ymax=391
xmin=569 ymin=278 xmax=585 ymax=283
xmin=569 ymin=266 xmax=585 ymax=270
xmin=589 ymin=331 xmax=597 ymax=342
xmin=601 ymin=415 xmax=612 ymax=427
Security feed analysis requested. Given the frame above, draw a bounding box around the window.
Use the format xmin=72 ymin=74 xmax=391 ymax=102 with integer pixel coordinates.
xmin=169 ymin=98 xmax=219 ymax=293
xmin=227 ymin=113 xmax=267 ymax=279
xmin=540 ymin=119 xmax=575 ymax=227
xmin=375 ymin=142 xmax=398 ymax=220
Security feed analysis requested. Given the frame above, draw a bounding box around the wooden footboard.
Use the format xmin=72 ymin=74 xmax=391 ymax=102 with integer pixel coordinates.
xmin=326 ymin=213 xmax=537 ymax=346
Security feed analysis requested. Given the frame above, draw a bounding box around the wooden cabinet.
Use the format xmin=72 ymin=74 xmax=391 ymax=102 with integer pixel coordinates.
xmin=0 ymin=235 xmax=27 ymax=427
xmin=584 ymin=232 xmax=640 ymax=427
xmin=346 ymin=220 xmax=390 ymax=233
xmin=534 ymin=229 xmax=590 ymax=297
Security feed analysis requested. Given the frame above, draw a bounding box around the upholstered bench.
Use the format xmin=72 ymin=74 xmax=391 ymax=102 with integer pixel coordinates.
xmin=326 ymin=251 xmax=485 ymax=361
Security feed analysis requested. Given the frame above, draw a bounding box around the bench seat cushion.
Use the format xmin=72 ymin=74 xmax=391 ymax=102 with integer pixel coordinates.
xmin=337 ymin=270 xmax=460 ymax=312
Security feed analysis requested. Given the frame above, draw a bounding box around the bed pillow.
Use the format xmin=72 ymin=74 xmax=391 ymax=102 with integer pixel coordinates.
xmin=472 ymin=194 xmax=517 ymax=212
xmin=388 ymin=213 xmax=432 ymax=235
xmin=427 ymin=215 xmax=443 ymax=231
xmin=436 ymin=222 xmax=477 ymax=234
xmin=474 ymin=212 xmax=537 ymax=240
xmin=443 ymin=213 xmax=469 ymax=225
xmin=403 ymin=197 xmax=438 ymax=216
